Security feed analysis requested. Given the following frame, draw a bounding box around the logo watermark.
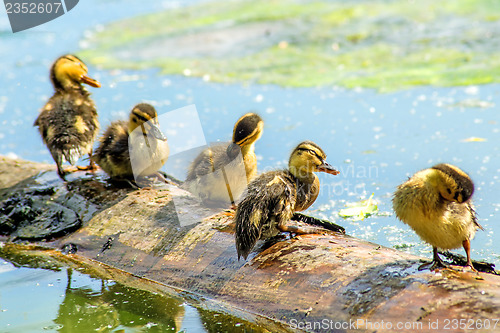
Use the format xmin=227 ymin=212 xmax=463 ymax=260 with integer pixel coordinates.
xmin=127 ymin=104 xmax=247 ymax=227
xmin=4 ymin=0 xmax=79 ymax=32
xmin=289 ymin=318 xmax=500 ymax=331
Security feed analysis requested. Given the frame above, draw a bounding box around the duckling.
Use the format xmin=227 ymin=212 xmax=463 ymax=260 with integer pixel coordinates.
xmin=34 ymin=54 xmax=101 ymax=180
xmin=235 ymin=141 xmax=340 ymax=260
xmin=184 ymin=113 xmax=264 ymax=205
xmin=392 ymin=163 xmax=483 ymax=271
xmin=93 ymin=103 xmax=169 ymax=183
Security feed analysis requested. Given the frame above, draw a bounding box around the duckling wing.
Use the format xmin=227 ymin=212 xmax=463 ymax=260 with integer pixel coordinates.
xmin=467 ymin=202 xmax=484 ymax=231
xmin=235 ymin=170 xmax=296 ymax=260
xmin=186 ymin=143 xmax=231 ymax=180
xmin=93 ymin=121 xmax=132 ymax=179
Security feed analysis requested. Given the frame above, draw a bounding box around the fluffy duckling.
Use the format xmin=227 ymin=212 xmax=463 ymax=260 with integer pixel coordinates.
xmin=235 ymin=141 xmax=339 ymax=260
xmin=184 ymin=113 xmax=263 ymax=205
xmin=393 ymin=163 xmax=482 ymax=270
xmin=93 ymin=103 xmax=169 ymax=182
xmin=34 ymin=54 xmax=101 ymax=179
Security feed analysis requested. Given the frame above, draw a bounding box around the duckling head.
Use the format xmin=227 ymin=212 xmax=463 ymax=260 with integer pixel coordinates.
xmin=430 ymin=163 xmax=474 ymax=203
xmin=227 ymin=113 xmax=263 ymax=156
xmin=233 ymin=113 xmax=263 ymax=146
xmin=128 ymin=103 xmax=167 ymax=141
xmin=50 ymin=55 xmax=101 ymax=91
xmin=288 ymin=141 xmax=339 ymax=179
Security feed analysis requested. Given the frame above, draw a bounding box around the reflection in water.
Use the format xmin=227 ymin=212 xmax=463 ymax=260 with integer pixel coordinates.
xmin=199 ymin=308 xmax=258 ymax=333
xmin=54 ymin=268 xmax=185 ymax=332
xmin=0 ymin=250 xmax=266 ymax=333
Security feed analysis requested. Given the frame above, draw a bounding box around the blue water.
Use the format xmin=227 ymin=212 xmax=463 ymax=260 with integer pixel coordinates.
xmin=0 ymin=1 xmax=499 ymax=329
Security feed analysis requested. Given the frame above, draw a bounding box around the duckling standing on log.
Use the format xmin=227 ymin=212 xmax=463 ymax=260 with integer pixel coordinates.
xmin=235 ymin=141 xmax=340 ymax=260
xmin=393 ymin=163 xmax=483 ymax=271
xmin=34 ymin=55 xmax=101 ymax=179
xmin=93 ymin=103 xmax=169 ymax=183
xmin=184 ymin=113 xmax=263 ymax=206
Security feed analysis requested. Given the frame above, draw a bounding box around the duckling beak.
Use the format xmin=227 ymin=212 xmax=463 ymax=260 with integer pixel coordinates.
xmin=318 ymin=161 xmax=340 ymax=175
xmin=150 ymin=123 xmax=168 ymax=141
xmin=80 ymin=75 xmax=101 ymax=88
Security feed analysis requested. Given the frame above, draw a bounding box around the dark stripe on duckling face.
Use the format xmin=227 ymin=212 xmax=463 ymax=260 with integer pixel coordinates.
xmin=131 ymin=103 xmax=158 ymax=123
xmin=294 ymin=141 xmax=327 ymax=159
xmin=132 ymin=110 xmax=150 ymax=123
xmin=62 ymin=55 xmax=88 ymax=72
xmin=432 ymin=163 xmax=474 ymax=203
xmin=129 ymin=103 xmax=166 ymax=140
xmin=289 ymin=141 xmax=339 ymax=176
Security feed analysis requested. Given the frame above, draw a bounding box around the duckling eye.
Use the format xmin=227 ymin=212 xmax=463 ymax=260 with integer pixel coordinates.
xmin=446 ymin=188 xmax=452 ymax=194
xmin=308 ymin=149 xmax=318 ymax=157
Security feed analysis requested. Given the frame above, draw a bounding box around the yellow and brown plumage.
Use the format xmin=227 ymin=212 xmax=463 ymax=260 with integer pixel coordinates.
xmin=93 ymin=103 xmax=169 ymax=182
xmin=393 ymin=163 xmax=482 ymax=270
xmin=34 ymin=54 xmax=101 ymax=179
xmin=184 ymin=113 xmax=264 ymax=205
xmin=235 ymin=141 xmax=340 ymax=260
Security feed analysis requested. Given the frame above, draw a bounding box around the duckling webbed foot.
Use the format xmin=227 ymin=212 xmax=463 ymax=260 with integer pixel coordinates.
xmin=76 ymin=158 xmax=99 ymax=172
xmin=58 ymin=165 xmax=83 ymax=179
xmin=222 ymin=209 xmax=235 ymax=218
xmin=75 ymin=165 xmax=97 ymax=172
xmin=428 ymin=259 xmax=450 ymax=271
xmin=438 ymin=250 xmax=496 ymax=273
xmin=419 ymin=247 xmax=449 ymax=271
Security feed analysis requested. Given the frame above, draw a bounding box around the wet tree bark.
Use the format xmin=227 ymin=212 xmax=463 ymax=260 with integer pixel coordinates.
xmin=1 ymin=156 xmax=500 ymax=333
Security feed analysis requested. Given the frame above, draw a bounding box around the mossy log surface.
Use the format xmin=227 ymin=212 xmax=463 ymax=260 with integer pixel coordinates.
xmin=1 ymin=156 xmax=500 ymax=332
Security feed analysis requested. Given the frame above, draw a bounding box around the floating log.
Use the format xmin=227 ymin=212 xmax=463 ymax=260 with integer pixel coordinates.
xmin=1 ymin=156 xmax=500 ymax=333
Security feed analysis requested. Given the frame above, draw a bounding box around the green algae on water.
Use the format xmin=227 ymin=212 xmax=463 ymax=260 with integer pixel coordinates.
xmin=81 ymin=0 xmax=500 ymax=91
xmin=338 ymin=194 xmax=378 ymax=221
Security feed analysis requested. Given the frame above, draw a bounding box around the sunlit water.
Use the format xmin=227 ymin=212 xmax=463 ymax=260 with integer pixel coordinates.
xmin=1 ymin=0 xmax=500 ymax=330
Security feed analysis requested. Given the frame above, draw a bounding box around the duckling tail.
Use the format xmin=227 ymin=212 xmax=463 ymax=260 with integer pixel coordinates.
xmin=235 ymin=203 xmax=264 ymax=260
xmin=63 ymin=147 xmax=83 ymax=166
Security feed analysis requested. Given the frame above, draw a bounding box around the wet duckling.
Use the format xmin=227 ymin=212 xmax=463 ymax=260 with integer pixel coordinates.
xmin=235 ymin=141 xmax=339 ymax=260
xmin=184 ymin=113 xmax=264 ymax=205
xmin=34 ymin=54 xmax=101 ymax=179
xmin=93 ymin=103 xmax=169 ymax=182
xmin=393 ymin=163 xmax=482 ymax=271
